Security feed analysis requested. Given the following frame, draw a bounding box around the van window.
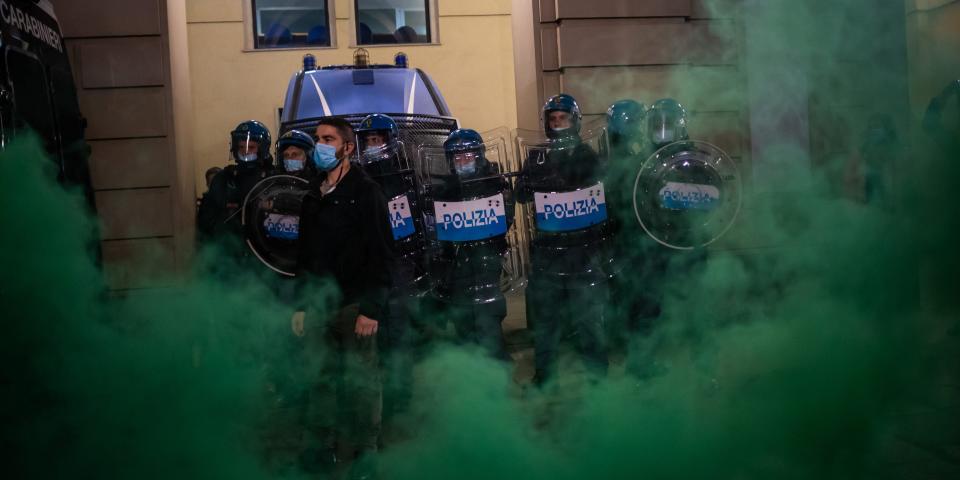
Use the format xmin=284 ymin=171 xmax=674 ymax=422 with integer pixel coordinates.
xmin=50 ymin=67 xmax=84 ymax=149
xmin=5 ymin=49 xmax=57 ymax=154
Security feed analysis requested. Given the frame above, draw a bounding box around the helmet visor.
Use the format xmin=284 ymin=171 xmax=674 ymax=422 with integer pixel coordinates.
xmin=647 ymin=111 xmax=682 ymax=146
xmin=452 ymin=151 xmax=482 ymax=177
xmin=235 ymin=132 xmax=261 ymax=163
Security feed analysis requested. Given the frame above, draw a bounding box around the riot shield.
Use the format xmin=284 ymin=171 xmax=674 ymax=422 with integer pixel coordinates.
xmin=481 ymin=127 xmax=526 ymax=293
xmin=417 ymin=133 xmax=522 ymax=304
xmin=514 ymin=116 xmax=610 ymax=171
xmin=632 ymin=140 xmax=741 ymax=250
xmin=357 ymin=142 xmax=421 ymax=243
xmin=514 ymin=125 xmax=618 ymax=280
xmin=241 ymin=175 xmax=312 ymax=276
xmin=357 ymin=141 xmax=431 ymax=292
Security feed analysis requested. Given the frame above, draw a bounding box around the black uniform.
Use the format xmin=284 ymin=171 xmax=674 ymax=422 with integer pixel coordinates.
xmin=605 ymin=140 xmax=665 ymax=346
xmin=518 ymin=141 xmax=612 ymax=384
xmin=430 ymin=166 xmax=515 ymax=359
xmin=197 ymin=164 xmax=271 ymax=257
xmin=923 ymin=80 xmax=960 ymax=153
xmin=295 ymin=165 xmax=394 ymax=454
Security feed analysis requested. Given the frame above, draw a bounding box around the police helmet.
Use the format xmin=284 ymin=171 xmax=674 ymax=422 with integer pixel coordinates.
xmin=542 ymin=94 xmax=583 ymax=140
xmin=444 ymin=129 xmax=487 ymax=177
xmin=276 ymin=129 xmax=316 ymax=173
xmin=356 ymin=114 xmax=400 ymax=164
xmin=230 ymin=120 xmax=273 ymax=167
xmin=647 ymin=99 xmax=689 ymax=149
xmin=606 ymin=99 xmax=646 ymax=141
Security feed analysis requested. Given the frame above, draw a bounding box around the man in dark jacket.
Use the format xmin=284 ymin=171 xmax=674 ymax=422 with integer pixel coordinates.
xmin=292 ymin=117 xmax=394 ymax=476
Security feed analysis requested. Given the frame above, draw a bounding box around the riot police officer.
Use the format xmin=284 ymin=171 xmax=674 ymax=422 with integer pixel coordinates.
xmin=845 ymin=114 xmax=900 ymax=206
xmin=627 ymin=99 xmax=742 ymax=380
xmin=354 ymin=113 xmax=423 ymax=435
xmin=518 ymin=94 xmax=612 ymax=385
xmin=276 ymin=129 xmax=319 ymax=180
xmin=250 ymin=129 xmax=318 ymax=471
xmin=606 ymin=99 xmax=647 ymax=226
xmin=243 ymin=129 xmax=318 ymax=279
xmin=923 ymin=79 xmax=960 ymax=153
xmin=604 ymin=100 xmax=664 ymax=347
xmin=197 ymin=120 xmax=274 ymax=251
xmin=355 ymin=114 xmax=423 ymax=260
xmin=607 ymin=99 xmax=647 ymax=159
xmin=426 ymin=129 xmax=515 ymax=359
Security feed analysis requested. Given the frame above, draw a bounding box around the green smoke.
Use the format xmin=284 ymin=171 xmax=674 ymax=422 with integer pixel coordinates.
xmin=376 ymin=1 xmax=957 ymax=478
xmin=3 ymin=0 xmax=959 ymax=478
xmin=0 ymin=135 xmax=301 ymax=478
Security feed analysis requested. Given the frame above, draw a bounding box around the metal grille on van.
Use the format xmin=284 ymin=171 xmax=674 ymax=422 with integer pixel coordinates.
xmin=281 ymin=114 xmax=459 ymax=175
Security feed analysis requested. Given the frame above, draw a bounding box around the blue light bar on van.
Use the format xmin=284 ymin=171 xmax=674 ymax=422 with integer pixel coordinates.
xmin=303 ymin=54 xmax=316 ymax=72
xmin=394 ymin=52 xmax=408 ymax=68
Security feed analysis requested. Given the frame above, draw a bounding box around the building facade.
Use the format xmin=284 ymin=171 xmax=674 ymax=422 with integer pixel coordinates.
xmin=48 ymin=0 xmax=959 ymax=287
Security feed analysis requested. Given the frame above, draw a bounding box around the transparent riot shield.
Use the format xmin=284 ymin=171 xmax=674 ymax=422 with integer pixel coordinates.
xmin=356 ymin=141 xmax=419 ymax=242
xmin=416 ymin=133 xmax=522 ymax=304
xmin=514 ymin=117 xmax=610 ymax=171
xmin=632 ymin=140 xmax=742 ymax=250
xmin=481 ymin=127 xmax=526 ymax=293
xmin=356 ymin=140 xmax=411 ymax=173
xmin=242 ymin=175 xmax=312 ymax=276
xmin=514 ymin=125 xmax=618 ymax=280
xmin=357 ymin=141 xmax=430 ymax=291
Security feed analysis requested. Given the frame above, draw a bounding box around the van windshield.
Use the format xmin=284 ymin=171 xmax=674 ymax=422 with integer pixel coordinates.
xmin=296 ymin=69 xmax=441 ymax=118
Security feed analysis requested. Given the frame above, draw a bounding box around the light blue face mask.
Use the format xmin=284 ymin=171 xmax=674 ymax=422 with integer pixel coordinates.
xmin=312 ymin=143 xmax=340 ymax=171
xmin=238 ymin=153 xmax=258 ymax=163
xmin=455 ymin=161 xmax=477 ymax=176
xmin=284 ymin=158 xmax=305 ymax=172
xmin=364 ymin=146 xmax=381 ymax=156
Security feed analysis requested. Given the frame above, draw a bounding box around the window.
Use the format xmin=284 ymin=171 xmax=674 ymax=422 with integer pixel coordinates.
xmin=252 ymin=0 xmax=331 ymax=49
xmin=355 ymin=0 xmax=432 ymax=45
xmin=4 ymin=49 xmax=57 ymax=156
xmin=50 ymin=67 xmax=90 ymax=183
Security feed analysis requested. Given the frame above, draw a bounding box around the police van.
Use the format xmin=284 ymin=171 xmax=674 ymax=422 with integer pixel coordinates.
xmin=279 ymin=49 xmax=459 ymax=155
xmin=0 ymin=0 xmax=92 ymax=205
xmin=264 ymin=50 xmax=533 ymax=288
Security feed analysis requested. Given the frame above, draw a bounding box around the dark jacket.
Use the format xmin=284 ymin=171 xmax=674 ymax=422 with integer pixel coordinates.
xmin=517 ymin=141 xmax=604 ymax=204
xmin=517 ymin=141 xmax=615 ymax=280
xmin=296 ymin=166 xmax=395 ymax=320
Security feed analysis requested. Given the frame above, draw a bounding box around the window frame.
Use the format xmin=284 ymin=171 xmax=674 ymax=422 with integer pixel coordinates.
xmin=352 ymin=0 xmax=438 ymax=47
xmin=246 ymin=0 xmax=338 ymax=51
